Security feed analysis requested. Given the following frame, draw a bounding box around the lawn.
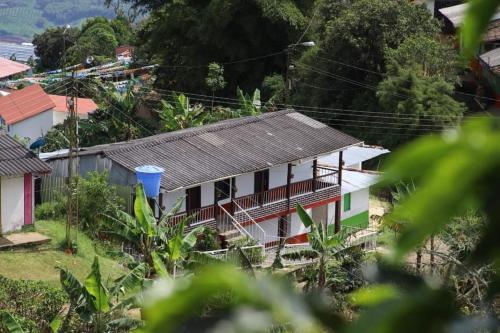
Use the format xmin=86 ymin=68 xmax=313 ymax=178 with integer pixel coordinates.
xmin=0 ymin=220 xmax=128 ymax=287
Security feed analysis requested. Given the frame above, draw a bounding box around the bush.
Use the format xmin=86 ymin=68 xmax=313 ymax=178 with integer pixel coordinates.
xmin=35 ymin=201 xmax=65 ymax=220
xmin=0 ymin=276 xmax=67 ymax=333
xmin=77 ymin=171 xmax=125 ymax=239
xmin=194 ymin=228 xmax=221 ymax=252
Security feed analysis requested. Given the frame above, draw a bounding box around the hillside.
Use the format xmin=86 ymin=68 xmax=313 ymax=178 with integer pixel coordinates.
xmin=0 ymin=0 xmax=115 ymax=42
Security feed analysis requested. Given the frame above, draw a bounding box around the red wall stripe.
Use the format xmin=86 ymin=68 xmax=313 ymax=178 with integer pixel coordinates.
xmin=24 ymin=174 xmax=32 ymax=225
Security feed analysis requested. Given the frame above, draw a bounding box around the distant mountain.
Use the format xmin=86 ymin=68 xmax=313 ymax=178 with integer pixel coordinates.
xmin=0 ymin=0 xmax=115 ymax=42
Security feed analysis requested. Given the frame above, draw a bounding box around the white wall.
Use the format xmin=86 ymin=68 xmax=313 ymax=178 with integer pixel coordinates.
xmin=201 ymin=182 xmax=214 ymax=207
xmin=52 ymin=111 xmax=89 ymax=125
xmin=289 ymin=209 xmax=311 ymax=237
xmin=341 ymin=188 xmax=369 ymax=220
xmin=235 ymin=174 xmax=253 ymax=198
xmin=292 ymin=160 xmax=313 ymax=183
xmin=1 ymin=175 xmax=24 ymax=233
xmin=269 ymin=165 xmax=287 ymax=188
xmin=244 ymin=217 xmax=279 ymax=244
xmin=163 ymin=189 xmax=186 ymax=212
xmin=8 ymin=110 xmax=54 ymax=144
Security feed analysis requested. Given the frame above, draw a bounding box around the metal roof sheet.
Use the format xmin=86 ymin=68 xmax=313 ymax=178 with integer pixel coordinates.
xmin=64 ymin=110 xmax=362 ymax=191
xmin=341 ymin=169 xmax=379 ymax=194
xmin=0 ymin=133 xmax=51 ymax=176
xmin=318 ymin=145 xmax=389 ymax=167
xmin=479 ymin=47 xmax=500 ymax=69
xmin=439 ymin=3 xmax=500 ymax=28
xmin=0 ymin=42 xmax=36 ymax=63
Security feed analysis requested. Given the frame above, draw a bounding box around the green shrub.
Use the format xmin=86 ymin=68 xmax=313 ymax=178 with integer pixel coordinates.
xmin=0 ymin=276 xmax=67 ymax=333
xmin=194 ymin=228 xmax=221 ymax=251
xmin=77 ymin=171 xmax=125 ymax=239
xmin=35 ymin=201 xmax=65 ymax=220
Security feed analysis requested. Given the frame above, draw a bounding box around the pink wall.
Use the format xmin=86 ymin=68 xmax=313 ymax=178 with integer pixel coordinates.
xmin=24 ymin=173 xmax=32 ymax=225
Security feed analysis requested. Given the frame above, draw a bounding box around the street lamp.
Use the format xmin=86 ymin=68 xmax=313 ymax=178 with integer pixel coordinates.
xmin=285 ymin=41 xmax=315 ymax=104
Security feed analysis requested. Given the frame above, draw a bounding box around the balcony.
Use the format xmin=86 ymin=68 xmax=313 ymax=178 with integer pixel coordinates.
xmin=168 ymin=167 xmax=340 ymax=226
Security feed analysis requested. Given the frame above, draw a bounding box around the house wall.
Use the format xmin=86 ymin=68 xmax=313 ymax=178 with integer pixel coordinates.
xmin=326 ymin=187 xmax=370 ymax=229
xmin=162 ymin=189 xmax=186 ymax=212
xmin=8 ymin=109 xmax=54 ymax=143
xmin=292 ymin=160 xmax=313 ymax=183
xmin=234 ymin=173 xmax=253 ymax=198
xmin=53 ymin=111 xmax=89 ymax=125
xmin=201 ymin=183 xmax=214 ymax=207
xmin=244 ymin=217 xmax=279 ymax=244
xmin=289 ymin=209 xmax=311 ymax=237
xmin=269 ymin=164 xmax=287 ymax=188
xmin=1 ymin=175 xmax=25 ymax=233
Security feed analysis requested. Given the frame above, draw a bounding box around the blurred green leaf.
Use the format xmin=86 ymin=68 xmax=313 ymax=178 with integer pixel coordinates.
xmin=350 ymin=285 xmax=400 ymax=306
xmin=462 ymin=0 xmax=500 ymax=57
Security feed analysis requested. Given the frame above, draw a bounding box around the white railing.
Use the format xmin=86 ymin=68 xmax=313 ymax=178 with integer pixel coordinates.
xmin=217 ymin=204 xmax=253 ymax=239
xmin=232 ymin=201 xmax=286 ymax=247
xmin=195 ymin=244 xmax=266 ymax=266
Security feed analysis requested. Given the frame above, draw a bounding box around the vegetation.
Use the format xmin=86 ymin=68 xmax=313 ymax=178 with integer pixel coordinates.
xmin=0 ymin=220 xmax=127 ymax=286
xmin=0 ymin=0 xmax=117 ymax=41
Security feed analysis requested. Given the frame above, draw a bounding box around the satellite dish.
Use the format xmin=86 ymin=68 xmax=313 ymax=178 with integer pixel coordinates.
xmin=30 ymin=137 xmax=46 ymax=150
xmin=86 ymin=56 xmax=94 ymax=65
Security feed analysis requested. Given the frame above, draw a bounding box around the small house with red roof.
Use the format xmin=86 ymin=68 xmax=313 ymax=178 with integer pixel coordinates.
xmin=0 ymin=58 xmax=32 ymax=80
xmin=116 ymin=45 xmax=134 ymax=63
xmin=0 ymin=84 xmax=97 ymax=144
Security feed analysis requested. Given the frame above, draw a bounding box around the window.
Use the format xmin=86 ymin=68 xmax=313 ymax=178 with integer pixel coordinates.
xmin=343 ymin=193 xmax=351 ymax=212
xmin=215 ymin=179 xmax=231 ymax=201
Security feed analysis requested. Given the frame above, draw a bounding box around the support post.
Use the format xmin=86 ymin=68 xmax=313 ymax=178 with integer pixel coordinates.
xmin=312 ymin=158 xmax=318 ymax=192
xmin=282 ymin=163 xmax=293 ymax=237
xmin=334 ymin=151 xmax=343 ymax=233
xmin=230 ymin=178 xmax=235 ymax=215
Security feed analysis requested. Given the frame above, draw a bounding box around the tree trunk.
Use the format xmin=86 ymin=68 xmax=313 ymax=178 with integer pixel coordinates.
xmin=318 ymin=256 xmax=326 ymax=289
xmin=430 ymin=235 xmax=435 ymax=274
xmin=416 ymin=248 xmax=422 ymax=273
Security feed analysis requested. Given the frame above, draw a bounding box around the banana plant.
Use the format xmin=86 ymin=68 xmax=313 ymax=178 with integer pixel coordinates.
xmin=236 ymin=88 xmax=262 ymax=116
xmin=53 ymin=256 xmax=144 ymax=333
xmin=109 ymin=183 xmax=203 ymax=277
xmin=295 ymin=204 xmax=348 ymax=289
xmin=0 ymin=311 xmax=24 ymax=333
xmin=158 ymin=93 xmax=207 ymax=131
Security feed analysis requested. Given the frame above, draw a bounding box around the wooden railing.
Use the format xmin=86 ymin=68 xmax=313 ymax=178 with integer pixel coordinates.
xmin=168 ymin=205 xmax=215 ymax=225
xmin=168 ymin=168 xmax=339 ymax=225
xmin=233 ymin=169 xmax=338 ymax=211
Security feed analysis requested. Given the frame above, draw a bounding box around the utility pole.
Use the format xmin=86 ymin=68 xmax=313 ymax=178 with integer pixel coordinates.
xmin=65 ymin=74 xmax=79 ymax=253
xmin=284 ymin=41 xmax=315 ymax=105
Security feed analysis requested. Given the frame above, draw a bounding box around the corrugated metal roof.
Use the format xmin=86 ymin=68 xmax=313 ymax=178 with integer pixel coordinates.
xmin=318 ymin=145 xmax=389 ymax=167
xmin=439 ymin=3 xmax=500 ymax=28
xmin=341 ymin=169 xmax=379 ymax=194
xmin=59 ymin=110 xmax=361 ymax=191
xmin=0 ymin=42 xmax=36 ymax=63
xmin=0 ymin=134 xmax=51 ymax=176
xmin=479 ymin=47 xmax=500 ymax=71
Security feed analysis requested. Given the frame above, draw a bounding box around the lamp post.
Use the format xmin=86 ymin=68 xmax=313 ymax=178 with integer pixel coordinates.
xmin=285 ymin=41 xmax=315 ymax=104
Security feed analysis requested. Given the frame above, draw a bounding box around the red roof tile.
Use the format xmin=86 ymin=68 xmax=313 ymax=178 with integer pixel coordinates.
xmin=48 ymin=94 xmax=98 ymax=115
xmin=0 ymin=58 xmax=31 ymax=79
xmin=0 ymin=84 xmax=55 ymax=125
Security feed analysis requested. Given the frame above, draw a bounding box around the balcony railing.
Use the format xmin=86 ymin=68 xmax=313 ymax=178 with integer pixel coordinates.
xmin=233 ymin=168 xmax=338 ymax=211
xmin=167 ymin=167 xmax=339 ymax=225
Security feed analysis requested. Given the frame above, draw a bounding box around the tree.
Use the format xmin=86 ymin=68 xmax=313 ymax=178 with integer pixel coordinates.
xmin=133 ymin=0 xmax=312 ymax=93
xmin=376 ymin=65 xmax=465 ymax=147
xmin=32 ymin=26 xmax=79 ymax=70
xmin=205 ymin=63 xmax=226 ymax=111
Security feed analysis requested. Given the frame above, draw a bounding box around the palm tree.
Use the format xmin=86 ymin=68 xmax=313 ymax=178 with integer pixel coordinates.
xmin=295 ymin=204 xmax=347 ymax=289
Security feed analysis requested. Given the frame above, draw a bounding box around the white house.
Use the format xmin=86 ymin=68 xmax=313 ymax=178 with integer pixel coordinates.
xmin=0 ymin=133 xmax=51 ymax=234
xmin=319 ymin=145 xmax=388 ymax=230
xmin=42 ymin=110 xmax=364 ymax=246
xmin=0 ymin=84 xmax=97 ymax=144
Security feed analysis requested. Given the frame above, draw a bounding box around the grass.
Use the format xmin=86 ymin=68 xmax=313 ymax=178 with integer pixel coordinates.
xmin=0 ymin=220 xmax=128 ymax=287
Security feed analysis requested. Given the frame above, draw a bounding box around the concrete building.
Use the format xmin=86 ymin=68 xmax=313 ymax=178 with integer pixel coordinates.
xmin=0 ymin=133 xmax=51 ymax=234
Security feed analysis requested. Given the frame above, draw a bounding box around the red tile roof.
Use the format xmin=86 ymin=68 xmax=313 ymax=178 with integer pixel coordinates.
xmin=116 ymin=45 xmax=134 ymax=56
xmin=0 ymin=58 xmax=31 ymax=79
xmin=48 ymin=94 xmax=98 ymax=115
xmin=0 ymin=84 xmax=55 ymax=125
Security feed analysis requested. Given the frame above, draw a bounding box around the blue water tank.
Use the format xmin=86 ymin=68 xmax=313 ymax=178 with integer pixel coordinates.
xmin=135 ymin=165 xmax=165 ymax=198
xmin=30 ymin=137 xmax=46 ymax=150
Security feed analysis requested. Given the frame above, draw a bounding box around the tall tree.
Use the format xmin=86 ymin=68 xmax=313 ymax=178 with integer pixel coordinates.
xmin=32 ymin=26 xmax=79 ymax=70
xmin=133 ymin=0 xmax=312 ymax=93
